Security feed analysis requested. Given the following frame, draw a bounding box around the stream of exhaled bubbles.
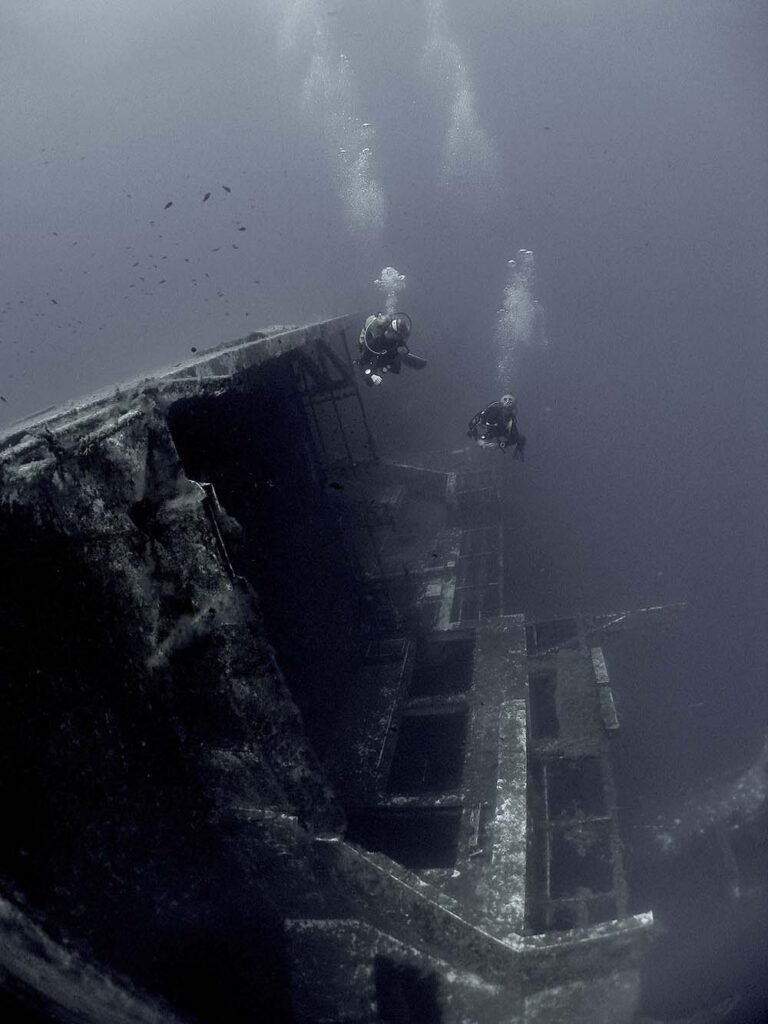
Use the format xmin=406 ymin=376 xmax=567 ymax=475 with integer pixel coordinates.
xmin=495 ymin=250 xmax=547 ymax=393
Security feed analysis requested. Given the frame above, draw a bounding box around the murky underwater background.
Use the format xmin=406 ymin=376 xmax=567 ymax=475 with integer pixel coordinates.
xmin=0 ymin=1 xmax=766 ymax=1019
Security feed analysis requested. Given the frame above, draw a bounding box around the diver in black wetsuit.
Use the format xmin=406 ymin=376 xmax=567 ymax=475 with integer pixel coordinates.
xmin=468 ymin=394 xmax=526 ymax=458
xmin=358 ymin=312 xmax=427 ymax=386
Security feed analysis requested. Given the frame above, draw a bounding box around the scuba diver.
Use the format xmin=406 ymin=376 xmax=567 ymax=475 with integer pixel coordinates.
xmin=358 ymin=312 xmax=427 ymax=387
xmin=467 ymin=394 xmax=527 ymax=458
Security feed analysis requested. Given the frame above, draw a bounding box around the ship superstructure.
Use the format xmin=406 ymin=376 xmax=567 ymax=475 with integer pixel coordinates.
xmin=0 ymin=317 xmax=652 ymax=1023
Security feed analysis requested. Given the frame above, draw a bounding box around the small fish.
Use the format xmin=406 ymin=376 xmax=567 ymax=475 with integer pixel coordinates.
xmin=159 ymin=279 xmax=166 ymax=284
xmin=51 ymin=299 xmax=58 ymax=305
xmin=232 ymin=244 xmax=239 ymax=249
xmin=132 ymin=261 xmax=139 ymax=267
xmin=164 ymin=201 xmax=173 ymax=209
xmin=222 ymin=185 xmax=231 ymax=193
xmin=237 ymin=226 xmax=246 ymax=231
xmin=211 ymin=247 xmax=220 ymax=252
xmin=202 ymin=192 xmax=211 ymax=202
xmin=190 ymin=346 xmax=197 ymax=352
xmin=0 ymin=396 xmax=6 ymax=403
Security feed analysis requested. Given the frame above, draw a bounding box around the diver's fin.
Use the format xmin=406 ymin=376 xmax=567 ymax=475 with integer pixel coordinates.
xmin=400 ymin=350 xmax=427 ymax=370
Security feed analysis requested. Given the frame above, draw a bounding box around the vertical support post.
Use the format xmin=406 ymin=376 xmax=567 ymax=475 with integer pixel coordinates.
xmin=341 ymin=330 xmax=379 ymax=463
xmin=327 ymin=370 xmax=357 ymax=476
xmin=542 ymin=761 xmax=552 ymax=906
xmin=292 ymin=360 xmax=328 ymax=489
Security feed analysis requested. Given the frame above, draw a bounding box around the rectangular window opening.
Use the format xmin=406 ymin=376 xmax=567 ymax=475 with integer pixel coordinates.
xmin=532 ymin=618 xmax=579 ymax=651
xmin=546 ymin=757 xmax=606 ymax=819
xmin=409 ymin=637 xmax=475 ymax=697
xmin=529 ymin=670 xmax=559 ymax=740
xmin=550 ymin=821 xmax=613 ymax=899
xmin=387 ymin=709 xmax=468 ymax=794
